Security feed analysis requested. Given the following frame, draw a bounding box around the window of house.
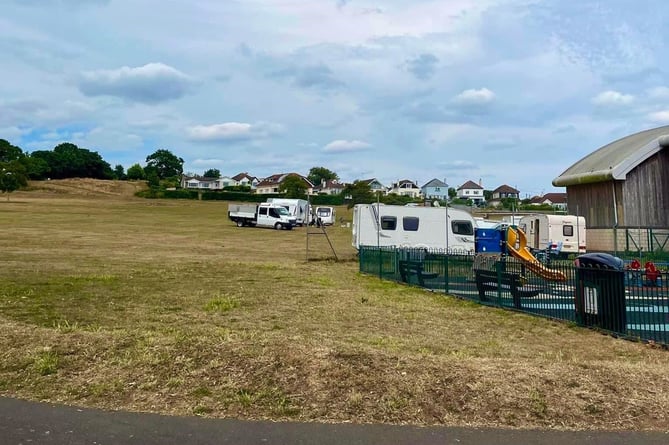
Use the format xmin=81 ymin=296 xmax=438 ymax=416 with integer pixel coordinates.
xmin=563 ymin=225 xmax=574 ymax=236
xmin=451 ymin=220 xmax=474 ymax=236
xmin=403 ymin=217 xmax=419 ymax=231
xmin=381 ymin=216 xmax=397 ymax=230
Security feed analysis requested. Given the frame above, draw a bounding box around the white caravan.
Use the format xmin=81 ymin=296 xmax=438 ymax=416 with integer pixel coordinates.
xmin=266 ymin=198 xmax=310 ymax=226
xmin=352 ymin=203 xmax=476 ymax=253
xmin=314 ymin=206 xmax=336 ymax=225
xmin=518 ymin=214 xmax=586 ymax=254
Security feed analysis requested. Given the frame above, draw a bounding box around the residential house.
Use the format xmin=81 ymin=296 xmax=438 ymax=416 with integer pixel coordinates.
xmin=181 ymin=175 xmax=231 ymax=190
xmin=421 ymin=178 xmax=449 ymax=200
xmin=313 ymin=179 xmax=345 ymax=195
xmin=387 ymin=179 xmax=421 ymax=198
xmin=255 ymin=173 xmax=314 ymax=195
xmin=360 ymin=178 xmax=386 ymax=194
xmin=530 ymin=193 xmax=568 ymax=211
xmin=457 ymin=180 xmax=485 ymax=205
xmin=231 ymin=172 xmax=259 ymax=189
xmin=488 ymin=184 xmax=520 ymax=207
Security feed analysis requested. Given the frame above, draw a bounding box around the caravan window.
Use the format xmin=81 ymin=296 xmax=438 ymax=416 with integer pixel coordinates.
xmin=380 ymin=216 xmax=397 ymax=230
xmin=451 ymin=220 xmax=474 ymax=236
xmin=563 ymin=225 xmax=574 ymax=236
xmin=403 ymin=217 xmax=419 ymax=231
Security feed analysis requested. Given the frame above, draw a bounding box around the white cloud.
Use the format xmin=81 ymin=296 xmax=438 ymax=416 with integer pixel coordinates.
xmin=647 ymin=111 xmax=669 ymax=123
xmin=322 ymin=139 xmax=371 ymax=153
xmin=187 ymin=122 xmax=283 ymax=142
xmin=647 ymin=86 xmax=669 ymax=100
xmin=591 ymin=90 xmax=634 ymax=106
xmin=79 ymin=63 xmax=196 ymax=103
xmin=452 ymin=88 xmax=496 ymax=106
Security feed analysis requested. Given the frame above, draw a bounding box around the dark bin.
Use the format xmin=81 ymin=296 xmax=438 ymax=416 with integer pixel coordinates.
xmin=574 ymin=253 xmax=626 ymax=334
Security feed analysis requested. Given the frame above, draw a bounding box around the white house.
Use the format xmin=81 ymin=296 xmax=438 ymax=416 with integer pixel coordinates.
xmin=231 ymin=172 xmax=259 ymax=189
xmin=181 ymin=175 xmax=230 ymax=190
xmin=255 ymin=173 xmax=314 ymax=195
xmin=457 ymin=180 xmax=484 ymax=205
xmin=387 ymin=179 xmax=421 ymax=198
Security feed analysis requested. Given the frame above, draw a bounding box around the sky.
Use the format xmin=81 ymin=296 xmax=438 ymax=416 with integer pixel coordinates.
xmin=2 ymin=0 xmax=669 ymax=197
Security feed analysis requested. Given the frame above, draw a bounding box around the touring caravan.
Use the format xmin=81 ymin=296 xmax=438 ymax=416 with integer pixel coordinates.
xmin=314 ymin=206 xmax=336 ymax=225
xmin=266 ymin=198 xmax=310 ymax=226
xmin=352 ymin=203 xmax=476 ymax=253
xmin=518 ymin=214 xmax=586 ymax=255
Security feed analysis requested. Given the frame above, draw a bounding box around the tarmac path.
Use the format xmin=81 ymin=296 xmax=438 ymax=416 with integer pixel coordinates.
xmin=1 ymin=397 xmax=668 ymax=445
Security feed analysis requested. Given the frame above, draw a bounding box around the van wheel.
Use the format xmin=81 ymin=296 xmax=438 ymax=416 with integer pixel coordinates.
xmin=236 ymin=220 xmax=244 ymax=227
xmin=274 ymin=223 xmax=282 ymax=230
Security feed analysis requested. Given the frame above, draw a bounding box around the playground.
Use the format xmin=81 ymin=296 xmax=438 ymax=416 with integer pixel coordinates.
xmin=359 ymin=224 xmax=669 ymax=346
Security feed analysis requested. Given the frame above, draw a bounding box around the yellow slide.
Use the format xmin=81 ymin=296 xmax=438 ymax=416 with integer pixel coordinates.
xmin=506 ymin=227 xmax=567 ymax=282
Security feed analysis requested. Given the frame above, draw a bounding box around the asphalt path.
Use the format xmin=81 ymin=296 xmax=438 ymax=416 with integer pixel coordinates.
xmin=1 ymin=397 xmax=668 ymax=445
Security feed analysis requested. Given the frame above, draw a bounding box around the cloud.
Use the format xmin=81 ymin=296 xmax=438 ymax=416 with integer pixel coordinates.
xmin=590 ymin=90 xmax=634 ymax=106
xmin=647 ymin=111 xmax=669 ymax=123
xmin=439 ymin=160 xmax=478 ymax=172
xmin=452 ymin=88 xmax=496 ymax=106
xmin=268 ymin=64 xmax=344 ymax=91
xmin=647 ymin=86 xmax=669 ymax=100
xmin=322 ymin=139 xmax=371 ymax=153
xmin=78 ymin=63 xmax=196 ymax=104
xmin=187 ymin=122 xmax=283 ymax=142
xmin=406 ymin=53 xmax=438 ymax=80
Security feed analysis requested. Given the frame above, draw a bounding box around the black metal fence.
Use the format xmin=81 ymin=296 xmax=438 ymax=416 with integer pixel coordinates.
xmin=359 ymin=245 xmax=669 ymax=346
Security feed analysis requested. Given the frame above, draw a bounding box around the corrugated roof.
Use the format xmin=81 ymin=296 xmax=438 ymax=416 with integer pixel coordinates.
xmin=553 ymin=125 xmax=669 ymax=186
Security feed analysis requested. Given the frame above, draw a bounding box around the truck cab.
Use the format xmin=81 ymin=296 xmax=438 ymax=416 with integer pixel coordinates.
xmin=257 ymin=203 xmax=295 ymax=229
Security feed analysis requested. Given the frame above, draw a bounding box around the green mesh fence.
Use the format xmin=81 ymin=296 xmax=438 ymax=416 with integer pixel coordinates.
xmin=359 ymin=245 xmax=669 ymax=346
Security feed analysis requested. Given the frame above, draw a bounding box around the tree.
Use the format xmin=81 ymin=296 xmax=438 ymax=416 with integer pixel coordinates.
xmin=448 ymin=187 xmax=457 ymax=199
xmin=307 ymin=166 xmax=338 ymax=187
xmin=113 ymin=164 xmax=126 ymax=180
xmin=145 ymin=149 xmax=184 ymax=180
xmin=30 ymin=143 xmax=113 ymax=179
xmin=0 ymin=139 xmax=23 ymax=162
xmin=342 ymin=180 xmax=375 ymax=208
xmin=0 ymin=161 xmax=28 ymax=200
xmin=126 ymin=163 xmax=145 ymax=180
xmin=279 ymin=175 xmax=308 ymax=198
xmin=203 ymin=168 xmax=221 ymax=178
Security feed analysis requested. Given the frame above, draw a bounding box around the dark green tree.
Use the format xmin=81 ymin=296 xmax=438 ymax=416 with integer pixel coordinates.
xmin=483 ymin=190 xmax=493 ymax=201
xmin=126 ymin=163 xmax=145 ymax=180
xmin=0 ymin=161 xmax=28 ymax=200
xmin=0 ymin=139 xmax=23 ymax=162
xmin=113 ymin=164 xmax=126 ymax=180
xmin=146 ymin=170 xmax=160 ymax=189
xmin=307 ymin=166 xmax=338 ymax=187
xmin=279 ymin=175 xmax=308 ymax=198
xmin=145 ymin=149 xmax=184 ymax=179
xmin=448 ymin=187 xmax=457 ymax=199
xmin=30 ymin=143 xmax=113 ymax=179
xmin=20 ymin=156 xmax=49 ymax=179
xmin=203 ymin=168 xmax=221 ymax=178
xmin=342 ymin=180 xmax=375 ymax=208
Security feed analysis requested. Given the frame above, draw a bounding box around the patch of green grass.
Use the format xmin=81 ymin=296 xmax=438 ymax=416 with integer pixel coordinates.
xmin=204 ymin=296 xmax=240 ymax=313
xmin=192 ymin=386 xmax=212 ymax=398
xmin=193 ymin=405 xmax=213 ymax=416
xmin=33 ymin=348 xmax=59 ymax=376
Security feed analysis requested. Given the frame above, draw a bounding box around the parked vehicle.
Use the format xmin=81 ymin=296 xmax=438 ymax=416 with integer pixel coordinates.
xmin=518 ymin=214 xmax=586 ymax=254
xmin=352 ymin=203 xmax=476 ymax=253
xmin=314 ymin=206 xmax=336 ymax=226
xmin=228 ymin=203 xmax=296 ymax=229
xmin=266 ymin=198 xmax=310 ymax=226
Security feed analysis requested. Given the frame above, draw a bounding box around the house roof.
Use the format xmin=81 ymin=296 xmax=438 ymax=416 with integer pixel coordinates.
xmin=232 ymin=172 xmax=256 ymax=181
xmin=392 ymin=179 xmax=419 ymax=188
xmin=493 ymin=184 xmax=519 ymax=194
xmin=542 ymin=192 xmax=567 ymax=204
xmin=318 ymin=179 xmax=344 ymax=189
xmin=553 ymin=125 xmax=669 ymax=186
xmin=458 ymin=180 xmax=483 ymax=190
xmin=421 ymin=178 xmax=448 ymax=188
xmin=256 ymin=173 xmax=314 ymax=187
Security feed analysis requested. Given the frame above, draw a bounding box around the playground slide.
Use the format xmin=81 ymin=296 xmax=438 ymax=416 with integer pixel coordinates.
xmin=506 ymin=227 xmax=567 ymax=282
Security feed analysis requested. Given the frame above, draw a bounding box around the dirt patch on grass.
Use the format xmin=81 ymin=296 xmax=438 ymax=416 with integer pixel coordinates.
xmin=22 ymin=178 xmax=147 ymax=199
xmin=0 ymin=189 xmax=668 ymax=430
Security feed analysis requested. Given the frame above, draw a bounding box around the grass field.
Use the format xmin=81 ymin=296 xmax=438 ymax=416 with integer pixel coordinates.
xmin=1 ymin=180 xmax=669 ymax=430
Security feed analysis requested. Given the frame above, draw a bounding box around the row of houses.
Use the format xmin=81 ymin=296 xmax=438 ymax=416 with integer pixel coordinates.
xmin=180 ymin=172 xmax=566 ymax=208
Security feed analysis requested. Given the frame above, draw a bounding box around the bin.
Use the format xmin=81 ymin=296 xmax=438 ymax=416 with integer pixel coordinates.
xmin=574 ymin=253 xmax=626 ymax=334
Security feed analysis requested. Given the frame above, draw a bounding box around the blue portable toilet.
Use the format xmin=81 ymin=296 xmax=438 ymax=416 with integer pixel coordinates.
xmin=475 ymin=228 xmax=503 ymax=253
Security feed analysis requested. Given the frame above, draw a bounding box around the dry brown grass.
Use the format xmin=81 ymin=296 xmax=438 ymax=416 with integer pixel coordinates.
xmin=1 ymin=180 xmax=668 ymax=430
